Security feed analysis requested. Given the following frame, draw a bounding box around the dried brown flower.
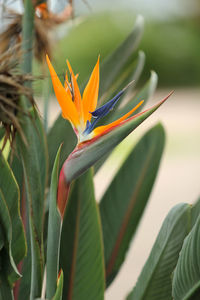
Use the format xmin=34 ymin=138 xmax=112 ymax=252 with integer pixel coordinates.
xmin=0 ymin=45 xmax=34 ymax=149
xmin=0 ymin=2 xmax=73 ymax=63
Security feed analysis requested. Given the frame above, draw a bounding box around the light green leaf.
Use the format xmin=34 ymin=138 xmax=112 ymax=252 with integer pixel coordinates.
xmin=64 ymin=95 xmax=169 ymax=183
xmin=127 ymin=203 xmax=191 ymax=300
xmin=172 ymin=205 xmax=200 ymax=300
xmin=46 ymin=145 xmax=62 ymax=299
xmin=60 ymin=169 xmax=105 ymax=300
xmin=100 ymin=124 xmax=165 ymax=287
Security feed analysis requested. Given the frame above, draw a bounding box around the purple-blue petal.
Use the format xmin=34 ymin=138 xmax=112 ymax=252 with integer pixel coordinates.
xmin=83 ymin=82 xmax=133 ymax=135
xmin=91 ymin=89 xmax=124 ymax=119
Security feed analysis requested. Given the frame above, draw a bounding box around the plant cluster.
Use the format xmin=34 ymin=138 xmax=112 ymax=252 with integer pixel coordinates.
xmin=0 ymin=1 xmax=199 ymax=300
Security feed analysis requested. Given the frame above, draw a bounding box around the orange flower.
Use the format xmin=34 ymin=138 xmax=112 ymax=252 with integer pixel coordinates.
xmin=46 ymin=55 xmax=144 ymax=143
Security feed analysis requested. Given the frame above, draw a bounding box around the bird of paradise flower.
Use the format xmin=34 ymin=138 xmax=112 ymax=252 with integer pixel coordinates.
xmin=46 ymin=55 xmax=171 ymax=217
xmin=46 ymin=55 xmax=144 ymax=144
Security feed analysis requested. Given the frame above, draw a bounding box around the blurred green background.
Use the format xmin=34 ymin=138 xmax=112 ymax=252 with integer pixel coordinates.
xmin=33 ymin=0 xmax=200 ymax=93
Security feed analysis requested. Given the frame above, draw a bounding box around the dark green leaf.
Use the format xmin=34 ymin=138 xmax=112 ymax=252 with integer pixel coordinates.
xmin=127 ymin=203 xmax=191 ymax=300
xmin=100 ymin=124 xmax=165 ymax=286
xmin=60 ymin=169 xmax=105 ymax=300
xmin=0 ymin=272 xmax=13 ymax=300
xmin=172 ymin=207 xmax=200 ymax=300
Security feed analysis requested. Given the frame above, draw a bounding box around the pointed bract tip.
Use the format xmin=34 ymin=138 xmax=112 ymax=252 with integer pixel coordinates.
xmin=122 ymin=80 xmax=135 ymax=92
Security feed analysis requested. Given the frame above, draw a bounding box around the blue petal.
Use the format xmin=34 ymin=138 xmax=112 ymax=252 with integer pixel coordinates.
xmin=83 ymin=81 xmax=134 ymax=135
xmin=83 ymin=118 xmax=99 ymax=135
xmin=91 ymin=89 xmax=124 ymax=119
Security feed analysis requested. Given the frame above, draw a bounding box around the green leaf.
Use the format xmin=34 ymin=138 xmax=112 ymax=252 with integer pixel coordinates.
xmin=52 ymin=271 xmax=64 ymax=300
xmin=47 ymin=117 xmax=77 ymax=185
xmin=0 ymin=190 xmax=20 ymax=284
xmin=127 ymin=203 xmax=191 ymax=300
xmin=0 ymin=154 xmax=26 ymax=284
xmin=172 ymin=206 xmax=200 ymax=300
xmin=99 ymin=15 xmax=144 ymax=98
xmin=191 ymin=197 xmax=200 ymax=228
xmin=0 ymin=226 xmax=4 ymax=251
xmin=17 ymin=110 xmax=48 ymax=299
xmin=46 ymin=145 xmax=62 ymax=299
xmin=17 ymin=225 xmax=32 ymax=300
xmin=0 ymin=272 xmax=14 ymax=300
xmin=116 ymin=70 xmax=158 ymax=119
xmin=63 ymin=95 xmax=169 ymax=183
xmin=94 ymin=70 xmax=157 ymax=174
xmin=100 ymin=123 xmax=165 ymax=286
xmin=60 ymin=169 xmax=105 ymax=300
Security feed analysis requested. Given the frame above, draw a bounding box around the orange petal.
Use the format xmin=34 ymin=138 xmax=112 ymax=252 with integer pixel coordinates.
xmin=93 ymin=100 xmax=144 ymax=136
xmin=66 ymin=60 xmax=83 ymax=119
xmin=82 ymin=56 xmax=100 ymax=123
xmin=46 ymin=55 xmax=79 ymax=127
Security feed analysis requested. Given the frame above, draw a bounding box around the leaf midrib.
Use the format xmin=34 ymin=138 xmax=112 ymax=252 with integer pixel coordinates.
xmin=106 ymin=144 xmax=155 ymax=277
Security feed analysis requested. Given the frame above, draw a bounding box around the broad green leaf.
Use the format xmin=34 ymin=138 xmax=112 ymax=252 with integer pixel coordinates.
xmin=99 ymin=15 xmax=144 ymax=98
xmin=60 ymin=169 xmax=105 ymax=300
xmin=0 ymin=154 xmax=26 ymax=283
xmin=46 ymin=145 xmax=62 ymax=299
xmin=63 ymin=95 xmax=169 ymax=183
xmin=172 ymin=207 xmax=200 ymax=300
xmin=100 ymin=124 xmax=165 ymax=286
xmin=52 ymin=271 xmax=64 ymax=300
xmin=127 ymin=203 xmax=191 ymax=300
